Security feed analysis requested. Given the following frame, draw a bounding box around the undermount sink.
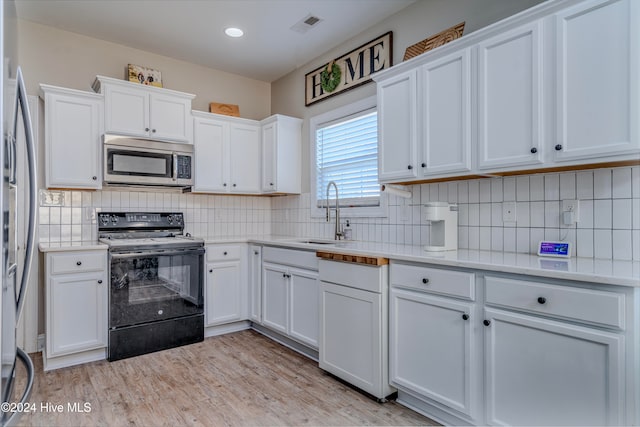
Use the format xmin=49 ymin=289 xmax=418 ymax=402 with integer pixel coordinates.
xmin=292 ymin=239 xmax=336 ymax=245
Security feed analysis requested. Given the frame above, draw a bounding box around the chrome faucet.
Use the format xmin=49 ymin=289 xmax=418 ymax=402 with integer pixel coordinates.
xmin=326 ymin=181 xmax=343 ymax=240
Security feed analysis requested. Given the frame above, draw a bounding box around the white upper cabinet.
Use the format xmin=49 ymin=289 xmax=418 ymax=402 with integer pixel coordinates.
xmin=94 ymin=75 xmax=194 ymax=144
xmin=40 ymin=85 xmax=103 ymax=189
xmin=477 ymin=21 xmax=544 ymax=170
xmin=420 ymin=49 xmax=472 ymax=176
xmin=553 ymin=0 xmax=639 ymax=162
xmin=373 ymin=0 xmax=639 ymax=183
xmin=377 ymin=69 xmax=419 ymax=182
xmin=260 ymin=115 xmax=302 ymax=194
xmin=193 ymin=112 xmax=260 ymax=194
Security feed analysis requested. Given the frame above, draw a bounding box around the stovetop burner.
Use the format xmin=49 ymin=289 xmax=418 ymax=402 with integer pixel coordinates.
xmin=98 ymin=212 xmax=204 ymax=251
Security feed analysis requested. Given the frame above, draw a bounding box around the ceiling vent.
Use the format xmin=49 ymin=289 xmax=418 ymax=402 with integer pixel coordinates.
xmin=290 ymin=14 xmax=323 ymax=34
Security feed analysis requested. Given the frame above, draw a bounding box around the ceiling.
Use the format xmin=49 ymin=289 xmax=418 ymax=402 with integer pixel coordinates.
xmin=16 ymin=0 xmax=416 ymax=82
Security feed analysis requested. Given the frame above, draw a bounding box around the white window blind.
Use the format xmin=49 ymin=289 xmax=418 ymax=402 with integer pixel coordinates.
xmin=315 ymin=110 xmax=379 ymax=208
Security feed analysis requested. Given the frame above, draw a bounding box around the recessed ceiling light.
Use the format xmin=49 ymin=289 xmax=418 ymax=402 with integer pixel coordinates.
xmin=225 ymin=27 xmax=244 ymax=38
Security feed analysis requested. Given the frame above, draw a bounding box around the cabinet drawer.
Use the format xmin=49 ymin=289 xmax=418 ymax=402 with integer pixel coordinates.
xmin=484 ymin=276 xmax=625 ymax=330
xmin=390 ymin=263 xmax=475 ymax=300
xmin=49 ymin=251 xmax=106 ymax=275
xmin=263 ymin=246 xmax=318 ymax=271
xmin=206 ymin=244 xmax=243 ymax=262
xmin=319 ymin=260 xmax=386 ymax=293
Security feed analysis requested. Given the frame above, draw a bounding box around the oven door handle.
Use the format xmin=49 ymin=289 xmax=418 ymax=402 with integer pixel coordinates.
xmin=110 ymin=247 xmax=205 ymax=259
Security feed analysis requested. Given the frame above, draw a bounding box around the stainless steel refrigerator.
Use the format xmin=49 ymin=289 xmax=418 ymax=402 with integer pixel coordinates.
xmin=1 ymin=0 xmax=36 ymax=425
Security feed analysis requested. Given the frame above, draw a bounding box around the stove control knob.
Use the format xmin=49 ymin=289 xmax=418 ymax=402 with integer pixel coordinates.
xmin=110 ymin=215 xmax=119 ymax=224
xmin=175 ymin=214 xmax=182 ymax=224
xmin=99 ymin=215 xmax=110 ymax=226
xmin=167 ymin=215 xmax=173 ymax=224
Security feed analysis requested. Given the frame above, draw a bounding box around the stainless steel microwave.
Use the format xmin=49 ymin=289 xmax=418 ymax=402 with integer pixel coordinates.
xmin=103 ymin=135 xmax=193 ymax=188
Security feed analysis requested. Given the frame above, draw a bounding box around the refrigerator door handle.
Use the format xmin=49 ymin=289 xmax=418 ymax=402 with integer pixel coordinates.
xmin=2 ymin=348 xmax=35 ymax=427
xmin=13 ymin=67 xmax=37 ymax=322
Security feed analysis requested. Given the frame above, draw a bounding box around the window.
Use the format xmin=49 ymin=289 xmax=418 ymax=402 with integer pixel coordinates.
xmin=310 ymin=96 xmax=386 ymax=217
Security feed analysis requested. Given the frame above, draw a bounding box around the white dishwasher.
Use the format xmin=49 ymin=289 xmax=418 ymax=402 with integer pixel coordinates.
xmin=318 ymin=256 xmax=395 ymax=401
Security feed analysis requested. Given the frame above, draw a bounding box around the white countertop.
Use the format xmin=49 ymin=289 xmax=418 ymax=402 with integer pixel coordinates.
xmin=39 ymin=237 xmax=640 ymax=287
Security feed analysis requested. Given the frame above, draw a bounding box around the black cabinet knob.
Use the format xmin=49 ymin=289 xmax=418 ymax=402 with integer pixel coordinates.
xmin=223 ymin=251 xmax=228 ymax=255
xmin=209 ymin=269 xmax=213 ymax=273
xmin=232 ymin=184 xmax=237 ymax=187
xmin=530 ymin=147 xmax=537 ymax=154
xmin=152 ymin=129 xmax=156 ymax=133
xmin=421 ymin=163 xmax=426 ymax=168
xmin=254 ymin=251 xmax=259 ymax=255
xmin=462 ymin=314 xmax=469 ymax=321
xmin=422 ymin=278 xmax=429 ymax=284
xmin=223 ymin=183 xmax=227 ymax=187
xmin=97 ymin=280 xmax=102 ymax=284
xmin=555 ymin=144 xmax=563 ymax=151
xmin=92 ymin=176 xmax=97 ymax=180
xmin=537 ymin=297 xmax=547 ymax=305
xmin=407 ymin=165 xmax=413 ymax=170
xmin=270 ymin=183 xmax=274 ymax=186
xmin=145 ymin=127 xmax=150 ymax=132
xmin=483 ymin=319 xmax=491 ymax=326
xmin=76 ymin=261 xmax=82 ymax=266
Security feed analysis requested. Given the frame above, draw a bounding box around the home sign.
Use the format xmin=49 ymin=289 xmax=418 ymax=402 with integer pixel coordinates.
xmin=305 ymin=32 xmax=392 ymax=106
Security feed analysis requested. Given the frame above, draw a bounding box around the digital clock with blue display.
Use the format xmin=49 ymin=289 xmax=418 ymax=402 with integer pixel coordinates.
xmin=537 ymin=241 xmax=572 ymax=258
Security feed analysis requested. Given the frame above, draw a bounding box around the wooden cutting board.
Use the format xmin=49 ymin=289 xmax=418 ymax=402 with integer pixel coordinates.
xmin=316 ymin=251 xmax=388 ymax=266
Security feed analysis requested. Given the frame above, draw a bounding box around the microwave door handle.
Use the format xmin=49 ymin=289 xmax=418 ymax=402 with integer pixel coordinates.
xmin=172 ymin=153 xmax=178 ymax=181
xmin=14 ymin=67 xmax=37 ymax=323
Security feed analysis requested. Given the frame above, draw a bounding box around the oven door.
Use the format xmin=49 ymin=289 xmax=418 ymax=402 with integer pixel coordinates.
xmin=109 ymin=247 xmax=204 ymax=329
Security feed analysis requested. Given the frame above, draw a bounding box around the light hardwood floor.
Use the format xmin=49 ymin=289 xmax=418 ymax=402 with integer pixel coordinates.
xmin=12 ymin=330 xmax=438 ymax=426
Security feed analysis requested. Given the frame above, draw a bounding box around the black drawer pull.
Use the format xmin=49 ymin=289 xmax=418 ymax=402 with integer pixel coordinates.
xmin=407 ymin=165 xmax=413 ymax=170
xmin=537 ymin=297 xmax=547 ymax=305
xmin=422 ymin=278 xmax=429 ymax=284
xmin=530 ymin=147 xmax=537 ymax=154
xmin=209 ymin=269 xmax=213 ymax=273
xmin=483 ymin=319 xmax=491 ymax=326
xmin=462 ymin=314 xmax=469 ymax=321
xmin=555 ymin=144 xmax=563 ymax=151
xmin=76 ymin=261 xmax=82 ymax=266
xmin=223 ymin=251 xmax=228 ymax=255
xmin=97 ymin=280 xmax=102 ymax=284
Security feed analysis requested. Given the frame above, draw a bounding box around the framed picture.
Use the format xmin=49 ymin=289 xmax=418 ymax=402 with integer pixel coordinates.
xmin=127 ymin=64 xmax=163 ymax=88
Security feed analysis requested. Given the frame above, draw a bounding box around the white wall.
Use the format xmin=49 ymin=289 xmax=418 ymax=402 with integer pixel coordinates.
xmin=271 ymin=0 xmax=546 ymax=192
xmin=17 ymin=19 xmax=271 ymax=119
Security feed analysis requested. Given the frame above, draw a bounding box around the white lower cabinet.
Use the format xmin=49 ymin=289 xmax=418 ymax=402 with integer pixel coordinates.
xmin=390 ymin=288 xmax=478 ymax=420
xmin=389 ymin=262 xmax=636 ymax=426
xmin=484 ymin=308 xmax=624 ymax=426
xmin=261 ymin=247 xmax=319 ymax=349
xmin=205 ymin=244 xmax=247 ymax=328
xmin=44 ymin=249 xmax=108 ymax=370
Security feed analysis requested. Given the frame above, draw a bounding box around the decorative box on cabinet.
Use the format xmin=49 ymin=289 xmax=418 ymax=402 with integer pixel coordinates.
xmin=40 ymin=84 xmax=103 ymax=189
xmin=93 ymin=75 xmax=195 ymax=144
xmin=193 ymin=112 xmax=261 ymax=194
xmin=260 ymin=115 xmax=302 ymax=194
xmin=44 ymin=249 xmax=108 ymax=370
xmin=204 ymin=244 xmax=248 ymax=334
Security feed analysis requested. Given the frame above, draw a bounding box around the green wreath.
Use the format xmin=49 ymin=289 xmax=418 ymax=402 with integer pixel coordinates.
xmin=320 ymin=61 xmax=342 ymax=93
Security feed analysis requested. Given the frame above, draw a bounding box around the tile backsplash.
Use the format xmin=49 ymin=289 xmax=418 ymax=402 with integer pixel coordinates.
xmin=271 ymin=166 xmax=640 ymax=261
xmin=38 ymin=166 xmax=640 ymax=260
xmin=38 ymin=191 xmax=272 ymax=242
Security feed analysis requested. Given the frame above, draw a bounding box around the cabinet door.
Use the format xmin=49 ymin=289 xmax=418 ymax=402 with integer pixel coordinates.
xmin=390 ymin=288 xmax=478 ymax=419
xmin=554 ymin=0 xmax=639 ymax=162
xmin=261 ymin=122 xmax=277 ymax=192
xmin=262 ymin=263 xmax=288 ymax=334
xmin=377 ymin=69 xmax=419 ymax=182
xmin=149 ymin=93 xmax=191 ymax=143
xmin=249 ymin=246 xmax=262 ymax=324
xmin=288 ymin=268 xmax=319 ymax=349
xmin=420 ymin=49 xmax=472 ymax=176
xmin=477 ymin=21 xmax=544 ymax=170
xmin=319 ymin=281 xmax=382 ymax=397
xmin=47 ymin=272 xmax=107 ymax=357
xmin=205 ymin=260 xmax=242 ymax=326
xmin=45 ymin=91 xmax=102 ymax=189
xmin=229 ymin=122 xmax=261 ymax=193
xmin=193 ymin=118 xmax=227 ymax=192
xmin=484 ymin=308 xmax=624 ymax=426
xmin=104 ymin=84 xmax=149 ymax=137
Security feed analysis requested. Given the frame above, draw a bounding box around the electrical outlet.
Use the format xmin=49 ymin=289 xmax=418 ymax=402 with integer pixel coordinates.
xmin=562 ymin=199 xmax=580 ymax=225
xmin=503 ymin=201 xmax=517 ymax=223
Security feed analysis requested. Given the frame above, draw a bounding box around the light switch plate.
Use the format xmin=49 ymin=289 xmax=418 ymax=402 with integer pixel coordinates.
xmin=561 ymin=199 xmax=580 ymax=224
